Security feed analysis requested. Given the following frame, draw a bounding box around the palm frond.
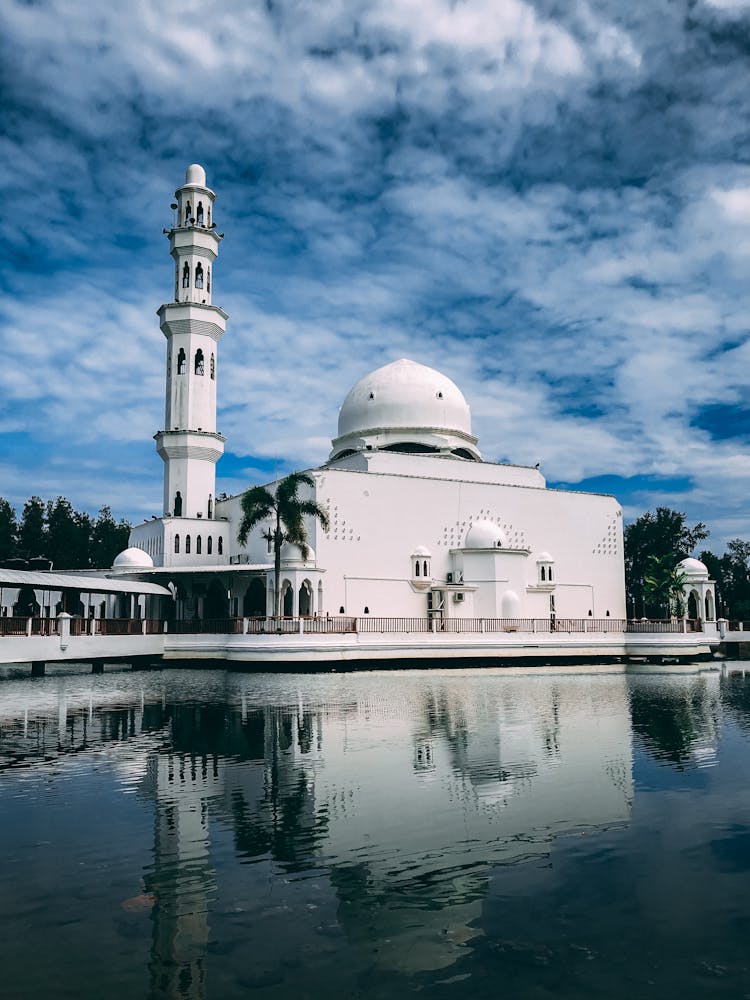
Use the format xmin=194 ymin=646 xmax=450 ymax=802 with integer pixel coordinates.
xmin=237 ymin=486 xmax=275 ymax=545
xmin=278 ymin=471 xmax=315 ymax=506
xmin=297 ymin=499 xmax=330 ymax=532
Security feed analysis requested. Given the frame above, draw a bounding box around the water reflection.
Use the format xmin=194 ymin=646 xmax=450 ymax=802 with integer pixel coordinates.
xmin=629 ymin=674 xmax=721 ymax=768
xmin=0 ymin=668 xmax=732 ymax=998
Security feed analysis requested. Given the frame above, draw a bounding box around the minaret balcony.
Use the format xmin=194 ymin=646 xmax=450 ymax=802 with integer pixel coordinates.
xmin=169 ymin=227 xmax=222 ymax=258
xmin=158 ymin=302 xmax=228 ymax=341
xmin=155 ymin=429 xmax=225 ymax=464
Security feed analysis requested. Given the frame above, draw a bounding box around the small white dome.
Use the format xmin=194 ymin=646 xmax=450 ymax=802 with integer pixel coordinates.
xmin=112 ymin=547 xmax=154 ymax=569
xmin=464 ymin=520 xmax=507 ymax=549
xmin=411 ymin=545 xmax=432 ymax=557
xmin=536 ymin=551 xmax=554 ymax=563
xmin=678 ymin=557 xmax=709 ymax=577
xmin=280 ymin=541 xmax=316 ymax=564
xmin=330 ymin=358 xmax=481 ymax=461
xmin=185 ymin=163 xmax=206 ymax=186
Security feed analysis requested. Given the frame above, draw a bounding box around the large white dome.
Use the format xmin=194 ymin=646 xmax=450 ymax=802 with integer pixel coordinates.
xmin=330 ymin=359 xmax=481 ymax=461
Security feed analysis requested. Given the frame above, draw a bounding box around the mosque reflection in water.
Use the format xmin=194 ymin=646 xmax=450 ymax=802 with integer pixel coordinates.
xmin=0 ymin=669 xmax=727 ymax=998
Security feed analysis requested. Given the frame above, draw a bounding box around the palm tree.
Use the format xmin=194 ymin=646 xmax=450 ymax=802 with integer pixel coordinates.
xmin=237 ymin=472 xmax=329 ymax=619
xmin=643 ymin=553 xmax=688 ymax=618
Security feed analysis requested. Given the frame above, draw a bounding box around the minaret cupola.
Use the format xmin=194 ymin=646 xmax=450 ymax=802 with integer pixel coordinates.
xmin=170 ymin=163 xmax=219 ymax=307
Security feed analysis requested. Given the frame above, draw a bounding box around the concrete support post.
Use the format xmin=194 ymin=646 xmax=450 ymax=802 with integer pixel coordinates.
xmin=58 ymin=611 xmax=71 ymax=651
xmin=532 ymin=620 xmax=537 ymax=634
xmin=718 ymin=618 xmax=728 ymax=639
xmin=431 ymin=618 xmax=437 ymax=633
xmin=299 ymin=617 xmax=304 ymax=634
xmin=141 ymin=618 xmax=147 ymax=635
xmin=26 ymin=617 xmax=32 ymax=637
xmin=682 ymin=617 xmax=687 ymax=634
xmin=31 ymin=661 xmax=45 ymax=677
xmin=243 ymin=617 xmax=249 ymax=634
xmin=480 ymin=619 xmax=485 ymax=634
xmin=92 ymin=661 xmax=104 ymax=674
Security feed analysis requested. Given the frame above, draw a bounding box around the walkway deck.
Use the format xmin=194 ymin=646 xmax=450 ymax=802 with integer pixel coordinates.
xmin=0 ymin=615 xmax=719 ymax=669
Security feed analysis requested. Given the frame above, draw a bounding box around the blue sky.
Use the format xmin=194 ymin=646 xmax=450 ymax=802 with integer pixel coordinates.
xmin=2 ymin=0 xmax=750 ymax=550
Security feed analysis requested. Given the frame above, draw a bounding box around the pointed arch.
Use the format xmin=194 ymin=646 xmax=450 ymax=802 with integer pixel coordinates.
xmin=182 ymin=261 xmax=190 ymax=287
xmin=194 ymin=348 xmax=204 ymax=375
xmin=196 ymin=202 xmax=204 ymax=225
xmin=196 ymin=535 xmax=202 ymax=555
xmin=207 ymin=536 xmax=213 ymax=555
xmin=185 ymin=534 xmax=191 ymax=554
xmin=195 ymin=262 xmax=204 ymax=289
xmin=210 ymin=353 xmax=215 ymax=380
xmin=174 ymin=534 xmax=180 ymax=554
xmin=177 ymin=348 xmax=186 ymax=374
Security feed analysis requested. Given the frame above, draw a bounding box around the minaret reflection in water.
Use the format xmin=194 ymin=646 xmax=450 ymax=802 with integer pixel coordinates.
xmin=135 ymin=675 xmax=637 ymax=986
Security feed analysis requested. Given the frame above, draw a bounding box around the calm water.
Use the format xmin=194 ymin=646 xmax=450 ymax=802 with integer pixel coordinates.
xmin=1 ymin=665 xmax=749 ymax=999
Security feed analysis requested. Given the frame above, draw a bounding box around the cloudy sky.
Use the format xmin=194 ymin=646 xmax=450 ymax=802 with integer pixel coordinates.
xmin=1 ymin=0 xmax=750 ymax=549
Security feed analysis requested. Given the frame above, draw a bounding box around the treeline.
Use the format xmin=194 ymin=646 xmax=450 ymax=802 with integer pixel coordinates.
xmin=625 ymin=506 xmax=750 ymax=620
xmin=0 ymin=496 xmax=131 ymax=571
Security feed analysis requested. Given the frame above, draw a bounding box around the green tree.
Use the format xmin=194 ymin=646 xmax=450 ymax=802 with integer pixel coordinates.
xmin=643 ymin=554 xmax=688 ymax=618
xmin=700 ymin=540 xmax=750 ymax=621
xmin=91 ymin=505 xmax=131 ymax=568
xmin=19 ymin=496 xmax=47 ymax=559
xmin=624 ymin=508 xmax=708 ymax=617
xmin=0 ymin=498 xmax=18 ymax=562
xmin=46 ymin=497 xmax=82 ymax=570
xmin=237 ymin=472 xmax=329 ymax=618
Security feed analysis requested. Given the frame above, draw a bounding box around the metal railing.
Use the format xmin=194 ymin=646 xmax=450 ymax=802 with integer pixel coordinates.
xmin=0 ymin=615 xmax=707 ymax=640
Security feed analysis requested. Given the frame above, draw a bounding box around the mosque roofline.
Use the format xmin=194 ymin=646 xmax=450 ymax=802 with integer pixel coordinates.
xmin=214 ymin=461 xmax=620 ymax=504
xmin=114 ymin=564 xmax=274 ymax=575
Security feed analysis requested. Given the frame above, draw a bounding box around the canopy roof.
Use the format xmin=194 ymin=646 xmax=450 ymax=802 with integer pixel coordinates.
xmin=0 ymin=568 xmax=171 ymax=597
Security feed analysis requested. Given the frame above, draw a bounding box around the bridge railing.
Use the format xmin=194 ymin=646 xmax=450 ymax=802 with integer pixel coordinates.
xmin=0 ymin=615 xmax=708 ymax=640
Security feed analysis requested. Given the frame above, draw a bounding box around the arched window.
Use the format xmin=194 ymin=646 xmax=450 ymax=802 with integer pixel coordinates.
xmin=182 ymin=262 xmax=190 ymax=287
xmin=197 ymin=202 xmax=204 ymax=225
xmin=174 ymin=491 xmax=182 ymax=516
xmin=210 ymin=354 xmax=215 ymax=380
xmin=207 ymin=536 xmax=213 ymax=554
xmin=195 ymin=349 xmax=204 ymax=375
xmin=218 ymin=537 xmax=223 ymax=555
xmin=549 ymin=567 xmax=553 ymax=581
xmin=174 ymin=534 xmax=180 ymax=554
xmin=208 ymin=495 xmax=213 ymax=519
xmin=207 ymin=268 xmax=211 ymax=293
xmin=195 ymin=262 xmax=204 ymax=289
xmin=207 ymin=206 xmax=211 ymax=226
xmin=185 ymin=535 xmax=191 ymax=554
xmin=541 ymin=566 xmax=546 ymax=581
xmin=184 ymin=201 xmax=191 ymax=225
xmin=177 ymin=349 xmax=186 ymax=374
xmin=415 ymin=561 xmax=420 ymax=577
xmin=423 ymin=560 xmax=428 ymax=577
xmin=196 ymin=535 xmax=202 ymax=555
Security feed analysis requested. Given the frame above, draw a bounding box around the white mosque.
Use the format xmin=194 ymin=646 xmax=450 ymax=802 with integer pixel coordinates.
xmin=110 ymin=163 xmax=638 ymax=626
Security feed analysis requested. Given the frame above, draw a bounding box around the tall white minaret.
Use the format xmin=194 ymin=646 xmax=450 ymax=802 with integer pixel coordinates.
xmin=155 ymin=164 xmax=228 ymax=521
